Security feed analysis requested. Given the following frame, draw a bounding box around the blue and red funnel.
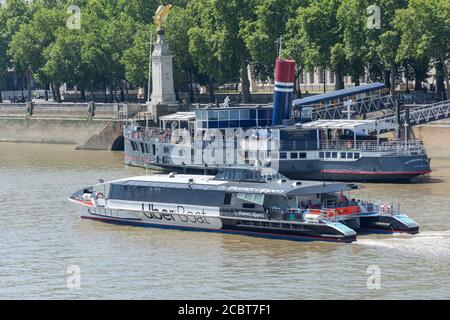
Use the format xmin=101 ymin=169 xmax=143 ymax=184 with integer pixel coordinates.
xmin=272 ymin=59 xmax=296 ymax=126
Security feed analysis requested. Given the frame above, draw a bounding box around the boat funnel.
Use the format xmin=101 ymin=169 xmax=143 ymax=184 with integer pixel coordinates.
xmin=272 ymin=59 xmax=296 ymax=126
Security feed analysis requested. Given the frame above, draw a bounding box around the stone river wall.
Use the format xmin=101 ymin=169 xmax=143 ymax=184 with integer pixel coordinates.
xmin=0 ymin=102 xmax=143 ymax=150
xmin=1 ymin=102 xmax=450 ymax=158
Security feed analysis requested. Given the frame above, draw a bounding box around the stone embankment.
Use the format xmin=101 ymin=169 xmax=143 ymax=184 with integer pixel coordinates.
xmin=0 ymin=102 xmax=144 ymax=150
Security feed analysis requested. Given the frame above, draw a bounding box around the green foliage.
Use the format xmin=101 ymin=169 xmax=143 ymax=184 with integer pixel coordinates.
xmin=1 ymin=0 xmax=448 ymax=100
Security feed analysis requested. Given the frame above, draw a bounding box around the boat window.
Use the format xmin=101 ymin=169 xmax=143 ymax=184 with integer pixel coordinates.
xmin=354 ymin=153 xmax=360 ymax=159
xmin=243 ymin=203 xmax=256 ymax=209
xmin=290 ymin=152 xmax=298 ymax=159
xmin=208 ymin=111 xmax=218 ymax=121
xmin=240 ymin=109 xmax=250 ymax=120
xmin=140 ymin=143 xmax=145 ymax=153
xmin=332 ymin=152 xmax=338 ymax=159
xmin=280 ymin=152 xmax=287 ymax=159
xmin=109 ymin=184 xmax=226 ymax=205
xmin=341 ymin=152 xmax=347 ymax=159
xmin=347 ymin=152 xmax=353 ymax=159
xmin=237 ymin=193 xmax=265 ymax=205
xmin=219 ymin=110 xmax=229 ymax=121
xmin=224 ymin=193 xmax=232 ymax=205
xmin=319 ymin=152 xmax=324 ymax=159
xmin=299 ymin=153 xmax=307 ymax=159
xmin=164 ymin=147 xmax=169 ymax=154
xmin=326 ymin=152 xmax=331 ymax=158
xmin=230 ymin=110 xmax=240 ymax=120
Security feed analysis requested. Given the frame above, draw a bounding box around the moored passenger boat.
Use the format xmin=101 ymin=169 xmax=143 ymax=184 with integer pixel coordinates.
xmin=124 ymin=58 xmax=431 ymax=182
xmin=69 ymin=168 xmax=419 ymax=243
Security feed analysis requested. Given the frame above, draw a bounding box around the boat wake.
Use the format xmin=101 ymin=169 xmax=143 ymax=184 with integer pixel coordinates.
xmin=357 ymin=230 xmax=450 ymax=261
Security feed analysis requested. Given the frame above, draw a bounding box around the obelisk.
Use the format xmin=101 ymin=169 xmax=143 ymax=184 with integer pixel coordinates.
xmin=149 ymin=4 xmax=178 ymax=113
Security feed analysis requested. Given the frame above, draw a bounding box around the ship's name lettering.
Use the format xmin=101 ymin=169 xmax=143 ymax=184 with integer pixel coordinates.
xmin=143 ymin=203 xmax=208 ymax=216
xmin=142 ymin=211 xmax=211 ymax=225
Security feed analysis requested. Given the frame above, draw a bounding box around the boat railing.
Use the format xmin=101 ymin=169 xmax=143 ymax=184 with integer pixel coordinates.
xmin=358 ymin=200 xmax=401 ymax=215
xmin=124 ymin=127 xmax=174 ymax=144
xmin=319 ymin=139 xmax=425 ymax=155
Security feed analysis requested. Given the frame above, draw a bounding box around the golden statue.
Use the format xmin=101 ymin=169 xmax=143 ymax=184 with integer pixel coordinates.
xmin=154 ymin=4 xmax=173 ymax=29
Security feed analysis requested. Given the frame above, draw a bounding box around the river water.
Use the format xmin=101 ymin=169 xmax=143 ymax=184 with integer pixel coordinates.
xmin=0 ymin=142 xmax=449 ymax=300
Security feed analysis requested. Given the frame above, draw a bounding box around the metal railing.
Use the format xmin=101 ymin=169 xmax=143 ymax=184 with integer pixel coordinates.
xmin=309 ymin=95 xmax=396 ymax=121
xmin=358 ymin=200 xmax=401 ymax=215
xmin=318 ymin=139 xmax=425 ymax=155
xmin=373 ymin=99 xmax=450 ymax=132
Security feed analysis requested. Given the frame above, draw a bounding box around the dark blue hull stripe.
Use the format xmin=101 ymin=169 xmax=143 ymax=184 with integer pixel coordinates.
xmin=81 ymin=216 xmax=355 ymax=243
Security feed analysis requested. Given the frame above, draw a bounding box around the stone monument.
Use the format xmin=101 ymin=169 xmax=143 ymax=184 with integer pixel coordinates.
xmin=148 ymin=4 xmax=179 ymax=118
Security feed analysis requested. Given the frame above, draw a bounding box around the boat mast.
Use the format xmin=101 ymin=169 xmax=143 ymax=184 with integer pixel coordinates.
xmin=147 ymin=32 xmax=154 ymax=104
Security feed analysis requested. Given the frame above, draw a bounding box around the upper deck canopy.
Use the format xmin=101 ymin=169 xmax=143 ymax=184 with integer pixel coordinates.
xmin=300 ymin=119 xmax=398 ymax=133
xmin=159 ymin=112 xmax=196 ymax=122
xmin=107 ymin=173 xmax=357 ymax=197
xmin=293 ymin=83 xmax=386 ymax=107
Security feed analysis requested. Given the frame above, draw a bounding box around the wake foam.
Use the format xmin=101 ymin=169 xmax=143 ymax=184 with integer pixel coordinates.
xmin=357 ymin=230 xmax=450 ymax=261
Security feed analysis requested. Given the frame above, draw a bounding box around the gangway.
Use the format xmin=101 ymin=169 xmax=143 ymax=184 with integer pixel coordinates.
xmin=307 ymin=94 xmax=396 ymax=121
xmin=372 ymin=99 xmax=450 ymax=133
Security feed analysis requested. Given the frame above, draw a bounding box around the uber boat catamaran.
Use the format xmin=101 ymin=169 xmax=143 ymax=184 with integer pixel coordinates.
xmin=69 ymin=167 xmax=419 ymax=243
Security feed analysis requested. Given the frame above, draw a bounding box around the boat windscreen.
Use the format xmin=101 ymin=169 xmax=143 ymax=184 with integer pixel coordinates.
xmin=214 ymin=167 xmax=287 ymax=183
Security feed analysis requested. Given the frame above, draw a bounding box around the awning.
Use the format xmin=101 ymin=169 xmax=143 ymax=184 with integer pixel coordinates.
xmin=293 ymin=82 xmax=385 ymax=107
xmin=159 ymin=112 xmax=196 ymax=122
xmin=299 ymin=119 xmax=398 ymax=133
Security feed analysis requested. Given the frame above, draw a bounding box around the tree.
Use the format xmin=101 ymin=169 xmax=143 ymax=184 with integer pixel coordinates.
xmin=285 ymin=0 xmax=346 ymax=91
xmin=396 ymin=0 xmax=450 ymax=99
xmin=241 ymin=0 xmax=303 ymax=80
xmin=8 ymin=5 xmax=65 ymax=101
xmin=187 ymin=0 xmax=255 ymax=103
xmin=166 ymin=5 xmax=198 ymax=102
xmin=0 ymin=0 xmax=32 ymax=102
xmin=336 ymin=0 xmax=368 ymax=86
xmin=122 ymin=26 xmax=154 ymax=101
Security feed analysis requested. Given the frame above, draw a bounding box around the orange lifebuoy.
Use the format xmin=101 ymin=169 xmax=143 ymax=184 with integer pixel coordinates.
xmin=346 ymin=141 xmax=353 ymax=149
xmin=327 ymin=209 xmax=335 ymax=218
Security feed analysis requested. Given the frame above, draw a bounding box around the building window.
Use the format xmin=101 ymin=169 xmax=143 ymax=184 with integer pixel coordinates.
xmin=309 ymin=71 xmax=315 ymax=84
xmin=329 ymin=71 xmax=335 ymax=84
xmin=319 ymin=69 xmax=325 ymax=84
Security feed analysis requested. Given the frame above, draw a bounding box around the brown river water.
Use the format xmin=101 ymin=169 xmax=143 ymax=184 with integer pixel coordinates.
xmin=0 ymin=142 xmax=449 ymax=299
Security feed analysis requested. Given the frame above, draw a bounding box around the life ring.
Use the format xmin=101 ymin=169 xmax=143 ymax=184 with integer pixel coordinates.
xmin=346 ymin=141 xmax=353 ymax=149
xmin=327 ymin=209 xmax=336 ymax=218
xmin=380 ymin=204 xmax=389 ymax=214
